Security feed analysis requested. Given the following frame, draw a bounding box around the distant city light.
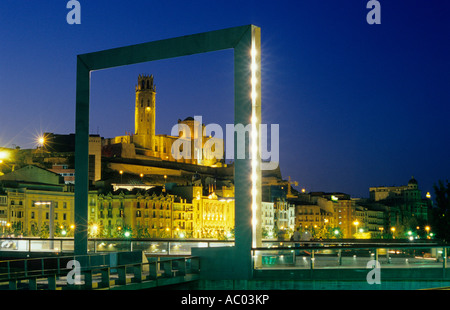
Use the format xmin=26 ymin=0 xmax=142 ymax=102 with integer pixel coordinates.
xmin=0 ymin=151 xmax=9 ymax=162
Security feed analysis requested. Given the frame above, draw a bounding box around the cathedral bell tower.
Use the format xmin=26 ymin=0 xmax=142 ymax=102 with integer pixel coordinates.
xmin=134 ymin=74 xmax=156 ymax=151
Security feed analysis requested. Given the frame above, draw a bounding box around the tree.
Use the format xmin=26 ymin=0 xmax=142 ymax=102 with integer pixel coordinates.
xmin=39 ymin=223 xmax=50 ymax=239
xmin=431 ymin=180 xmax=450 ymax=242
xmin=329 ymin=227 xmax=343 ymax=239
xmin=134 ymin=224 xmax=151 ymax=238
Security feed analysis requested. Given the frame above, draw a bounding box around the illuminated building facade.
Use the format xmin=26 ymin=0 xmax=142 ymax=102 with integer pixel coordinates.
xmin=274 ymin=199 xmax=295 ymax=232
xmin=92 ymin=190 xmax=178 ymax=238
xmin=191 ymin=189 xmax=235 ymax=239
xmin=295 ymin=204 xmax=334 ymax=233
xmin=261 ymin=201 xmax=275 ymax=237
xmin=0 ymin=165 xmax=74 ymax=236
xmin=91 ymin=185 xmax=235 ymax=239
xmin=0 ymin=165 xmax=234 ymax=239
xmin=291 ymin=192 xmax=356 ymax=238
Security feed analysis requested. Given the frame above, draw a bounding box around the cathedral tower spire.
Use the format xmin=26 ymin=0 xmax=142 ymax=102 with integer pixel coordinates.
xmin=134 ymin=74 xmax=156 ymax=151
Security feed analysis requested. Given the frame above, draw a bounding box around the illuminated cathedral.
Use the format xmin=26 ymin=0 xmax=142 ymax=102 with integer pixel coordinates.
xmin=107 ymin=75 xmax=224 ymax=167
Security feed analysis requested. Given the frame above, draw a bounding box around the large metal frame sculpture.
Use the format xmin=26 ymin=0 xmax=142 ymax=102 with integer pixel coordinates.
xmin=75 ymin=25 xmax=261 ymax=279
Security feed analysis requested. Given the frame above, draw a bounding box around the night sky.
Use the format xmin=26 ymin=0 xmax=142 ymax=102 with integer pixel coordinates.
xmin=0 ymin=1 xmax=449 ymax=199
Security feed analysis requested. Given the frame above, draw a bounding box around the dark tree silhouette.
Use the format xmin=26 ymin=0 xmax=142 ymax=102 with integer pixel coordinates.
xmin=431 ymin=180 xmax=450 ymax=242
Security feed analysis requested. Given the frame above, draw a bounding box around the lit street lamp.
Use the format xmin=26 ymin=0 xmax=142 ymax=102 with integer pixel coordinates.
xmin=38 ymin=136 xmax=45 ymax=146
xmin=353 ymin=220 xmax=360 ymax=235
xmin=391 ymin=226 xmax=396 ymax=239
xmin=0 ymin=151 xmax=9 ymax=161
xmin=425 ymin=225 xmax=431 ymax=239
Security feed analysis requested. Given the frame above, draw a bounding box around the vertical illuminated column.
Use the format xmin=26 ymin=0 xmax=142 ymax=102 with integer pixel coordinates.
xmin=250 ymin=27 xmax=262 ymax=249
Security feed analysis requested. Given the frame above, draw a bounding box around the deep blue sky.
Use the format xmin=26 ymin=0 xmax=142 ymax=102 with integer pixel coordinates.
xmin=0 ymin=1 xmax=449 ymax=198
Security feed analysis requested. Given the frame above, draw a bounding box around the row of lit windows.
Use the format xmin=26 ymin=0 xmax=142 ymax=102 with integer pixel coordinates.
xmin=98 ymin=201 xmax=171 ymax=210
xmin=11 ymin=210 xmax=68 ymax=221
xmin=9 ymin=200 xmax=69 ymax=208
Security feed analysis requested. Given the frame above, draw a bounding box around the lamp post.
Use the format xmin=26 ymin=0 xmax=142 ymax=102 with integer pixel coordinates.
xmin=391 ymin=226 xmax=396 ymax=239
xmin=353 ymin=220 xmax=360 ymax=236
xmin=425 ymin=225 xmax=431 ymax=239
xmin=35 ymin=201 xmax=54 ymax=249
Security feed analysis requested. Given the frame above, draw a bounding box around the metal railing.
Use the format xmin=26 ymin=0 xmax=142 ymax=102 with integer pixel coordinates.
xmin=0 ymin=237 xmax=442 ymax=256
xmin=252 ymin=242 xmax=449 ymax=271
xmin=0 ymin=237 xmax=234 ymax=255
xmin=1 ymin=238 xmax=449 ymax=288
xmin=0 ymin=253 xmax=200 ymax=290
xmin=0 ymin=253 xmax=110 ymax=281
xmin=89 ymin=238 xmax=234 ymax=255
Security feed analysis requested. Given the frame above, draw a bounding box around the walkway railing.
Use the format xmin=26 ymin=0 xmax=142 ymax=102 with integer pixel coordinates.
xmin=0 ymin=253 xmax=200 ymax=290
xmin=1 ymin=238 xmax=449 ymax=288
xmin=0 ymin=237 xmax=234 ymax=255
xmin=0 ymin=237 xmax=441 ymax=256
xmin=252 ymin=242 xmax=450 ymax=270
